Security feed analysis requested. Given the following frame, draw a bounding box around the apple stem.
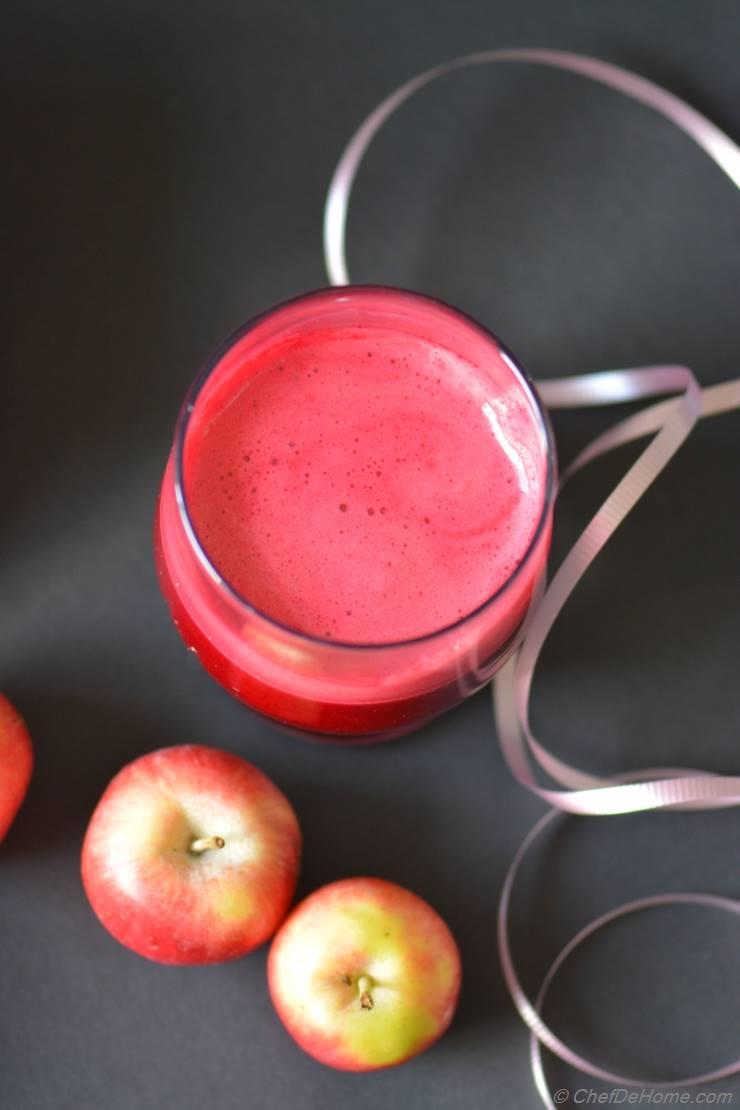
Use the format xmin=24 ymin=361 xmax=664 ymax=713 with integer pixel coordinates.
xmin=357 ymin=975 xmax=374 ymax=1010
xmin=190 ymin=836 xmax=226 ymax=854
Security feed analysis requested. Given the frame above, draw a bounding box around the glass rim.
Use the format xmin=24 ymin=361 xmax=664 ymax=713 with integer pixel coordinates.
xmin=173 ymin=284 xmax=557 ymax=651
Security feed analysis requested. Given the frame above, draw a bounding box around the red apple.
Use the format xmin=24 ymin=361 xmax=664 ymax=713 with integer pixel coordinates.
xmin=81 ymin=745 xmax=301 ymax=964
xmin=0 ymin=694 xmax=34 ymax=843
xmin=268 ymin=877 xmax=461 ymax=1071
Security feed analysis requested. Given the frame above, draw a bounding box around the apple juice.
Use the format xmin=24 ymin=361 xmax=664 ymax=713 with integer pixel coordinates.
xmin=155 ymin=287 xmax=554 ymax=739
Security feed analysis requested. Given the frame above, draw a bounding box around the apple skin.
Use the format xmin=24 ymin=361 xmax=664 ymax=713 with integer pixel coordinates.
xmin=0 ymin=697 xmax=33 ymax=843
xmin=81 ymin=745 xmax=301 ymax=965
xmin=268 ymin=877 xmax=461 ymax=1071
xmin=0 ymin=695 xmax=34 ymax=843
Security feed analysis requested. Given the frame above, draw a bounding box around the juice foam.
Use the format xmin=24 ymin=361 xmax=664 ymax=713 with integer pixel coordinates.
xmin=184 ymin=325 xmax=545 ymax=644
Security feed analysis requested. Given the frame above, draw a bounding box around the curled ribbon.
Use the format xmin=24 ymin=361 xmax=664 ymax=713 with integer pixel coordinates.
xmin=323 ymin=49 xmax=740 ymax=1106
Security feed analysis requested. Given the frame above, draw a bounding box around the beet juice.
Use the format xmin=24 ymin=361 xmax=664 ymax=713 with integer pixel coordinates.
xmin=155 ymin=287 xmax=555 ymax=739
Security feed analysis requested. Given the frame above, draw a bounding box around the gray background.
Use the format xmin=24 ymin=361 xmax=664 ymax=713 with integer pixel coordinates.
xmin=2 ymin=1 xmax=740 ymax=1108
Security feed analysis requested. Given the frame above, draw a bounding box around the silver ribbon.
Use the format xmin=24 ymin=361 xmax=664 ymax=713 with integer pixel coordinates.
xmin=323 ymin=49 xmax=740 ymax=1105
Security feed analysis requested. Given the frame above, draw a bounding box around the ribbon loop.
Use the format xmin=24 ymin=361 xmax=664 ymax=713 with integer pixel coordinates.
xmin=323 ymin=48 xmax=740 ymax=1107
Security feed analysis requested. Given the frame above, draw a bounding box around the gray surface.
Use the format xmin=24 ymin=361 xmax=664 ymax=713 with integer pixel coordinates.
xmin=2 ymin=2 xmax=740 ymax=1108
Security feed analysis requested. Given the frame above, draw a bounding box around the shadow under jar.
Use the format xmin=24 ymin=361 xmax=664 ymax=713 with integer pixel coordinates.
xmin=155 ymin=286 xmax=556 ymax=741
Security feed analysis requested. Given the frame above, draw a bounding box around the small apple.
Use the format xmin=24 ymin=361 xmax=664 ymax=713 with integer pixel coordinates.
xmin=268 ymin=877 xmax=461 ymax=1071
xmin=82 ymin=745 xmax=301 ymax=964
xmin=0 ymin=695 xmax=34 ymax=843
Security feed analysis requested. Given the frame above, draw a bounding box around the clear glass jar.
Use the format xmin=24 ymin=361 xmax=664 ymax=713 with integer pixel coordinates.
xmin=155 ymin=287 xmax=556 ymax=741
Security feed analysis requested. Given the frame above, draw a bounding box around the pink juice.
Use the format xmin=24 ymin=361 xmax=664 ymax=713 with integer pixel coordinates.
xmin=155 ymin=287 xmax=555 ymax=739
